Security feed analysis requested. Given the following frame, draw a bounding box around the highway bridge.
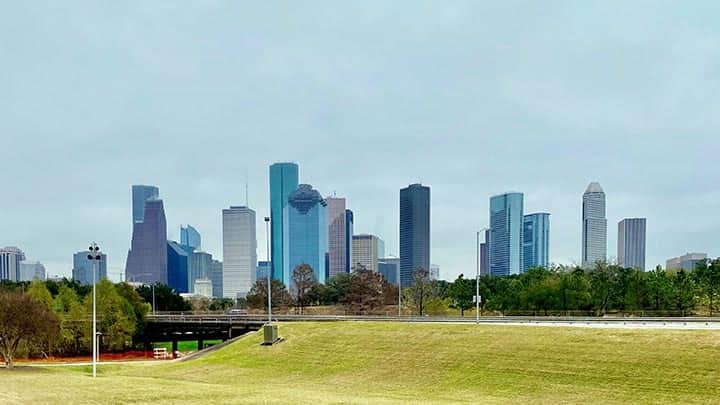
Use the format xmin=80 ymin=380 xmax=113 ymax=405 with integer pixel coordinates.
xmin=145 ymin=313 xmax=720 ymax=356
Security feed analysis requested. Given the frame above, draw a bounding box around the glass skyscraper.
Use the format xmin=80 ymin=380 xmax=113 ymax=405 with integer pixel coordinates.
xmin=210 ymin=259 xmax=223 ymax=298
xmin=378 ymin=257 xmax=400 ymax=285
xmin=132 ymin=185 xmax=159 ymax=223
xmin=345 ymin=209 xmax=354 ymax=273
xmin=582 ymin=182 xmax=607 ymax=267
xmin=489 ymin=192 xmax=524 ymax=276
xmin=326 ymin=197 xmax=347 ymax=279
xmin=0 ymin=247 xmax=25 ymax=281
xmin=480 ymin=229 xmax=490 ymax=276
xmin=269 ymin=162 xmax=299 ymax=283
xmin=222 ymin=206 xmax=257 ymax=299
xmin=180 ymin=225 xmax=201 ymax=250
xmin=126 ymin=191 xmax=168 ymax=284
xmin=189 ymin=250 xmax=213 ymax=293
xmin=618 ymin=218 xmax=646 ymax=270
xmin=283 ymin=184 xmax=328 ymax=286
xmin=72 ymin=251 xmax=107 ymax=285
xmin=399 ymin=184 xmax=430 ymax=287
xmin=523 ymin=213 xmax=550 ymax=271
xmin=167 ymin=241 xmax=190 ymax=293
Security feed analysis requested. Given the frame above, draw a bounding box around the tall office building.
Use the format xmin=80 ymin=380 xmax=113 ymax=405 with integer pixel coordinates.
xmin=326 ymin=197 xmax=348 ymax=279
xmin=19 ymin=261 xmax=46 ymax=281
xmin=283 ymin=184 xmax=328 ymax=286
xmin=352 ymin=234 xmax=384 ymax=272
xmin=189 ymin=251 xmax=213 ymax=293
xmin=399 ymin=183 xmax=430 ymax=287
xmin=378 ymin=257 xmax=400 ymax=285
xmin=210 ymin=259 xmax=223 ymax=298
xmin=167 ymin=241 xmax=190 ymax=293
xmin=0 ymin=247 xmax=25 ymax=281
xmin=222 ymin=206 xmax=257 ymax=299
xmin=429 ymin=264 xmax=440 ymax=280
xmin=582 ymin=182 xmax=607 ymax=267
xmin=180 ymin=225 xmax=201 ymax=250
xmin=72 ymin=251 xmax=107 ymax=285
xmin=269 ymin=162 xmax=299 ymax=283
xmin=489 ymin=192 xmax=524 ymax=276
xmin=345 ymin=209 xmax=354 ymax=273
xmin=257 ymin=261 xmax=271 ymax=281
xmin=126 ymin=185 xmax=167 ymax=284
xmin=132 ymin=185 xmax=159 ymax=223
xmin=618 ymin=218 xmax=647 ymax=270
xmin=479 ymin=229 xmax=490 ymax=276
xmin=523 ymin=213 xmax=550 ymax=271
xmin=666 ymin=253 xmax=707 ymax=271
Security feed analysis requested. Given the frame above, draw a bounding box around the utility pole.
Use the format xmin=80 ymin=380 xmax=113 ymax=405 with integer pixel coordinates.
xmin=88 ymin=243 xmax=102 ymax=378
xmin=265 ymin=217 xmax=271 ymax=324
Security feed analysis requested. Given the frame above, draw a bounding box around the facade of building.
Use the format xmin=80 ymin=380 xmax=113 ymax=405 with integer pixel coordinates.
xmin=189 ymin=251 xmax=213 ymax=293
xmin=523 ymin=213 xmax=550 ymax=271
xmin=0 ymin=247 xmax=25 ymax=281
xmin=180 ymin=225 xmax=201 ymax=250
xmin=352 ymin=234 xmax=384 ymax=272
xmin=210 ymin=259 xmax=223 ymax=298
xmin=269 ymin=162 xmax=299 ymax=283
xmin=480 ymin=229 xmax=490 ymax=276
xmin=618 ymin=218 xmax=647 ymax=270
xmin=256 ymin=260 xmax=271 ymax=282
xmin=72 ymin=251 xmax=107 ymax=285
xmin=126 ymin=187 xmax=168 ymax=285
xmin=378 ymin=257 xmax=400 ymax=285
xmin=132 ymin=185 xmax=159 ymax=223
xmin=222 ymin=206 xmax=257 ymax=299
xmin=489 ymin=192 xmax=524 ymax=276
xmin=345 ymin=209 xmax=354 ymax=273
xmin=194 ymin=278 xmax=213 ymax=298
xmin=19 ymin=261 xmax=46 ymax=281
xmin=582 ymin=182 xmax=607 ymax=267
xmin=399 ymin=183 xmax=431 ymax=287
xmin=666 ymin=253 xmax=707 ymax=271
xmin=429 ymin=264 xmax=440 ymax=280
xmin=167 ymin=241 xmax=190 ymax=293
xmin=283 ymin=184 xmax=328 ymax=286
xmin=326 ymin=197 xmax=347 ymax=279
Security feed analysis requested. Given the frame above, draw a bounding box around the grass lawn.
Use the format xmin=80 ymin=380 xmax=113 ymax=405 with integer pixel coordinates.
xmin=3 ymin=322 xmax=720 ymax=404
xmin=153 ymin=339 xmax=222 ymax=353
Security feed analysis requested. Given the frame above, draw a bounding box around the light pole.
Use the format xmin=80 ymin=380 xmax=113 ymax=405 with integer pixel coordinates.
xmin=476 ymin=228 xmax=488 ymax=324
xmin=264 ymin=217 xmax=271 ymax=324
xmin=152 ymin=284 xmax=156 ymax=315
xmin=87 ymin=242 xmax=102 ymax=378
xmin=397 ymin=263 xmax=401 ymax=316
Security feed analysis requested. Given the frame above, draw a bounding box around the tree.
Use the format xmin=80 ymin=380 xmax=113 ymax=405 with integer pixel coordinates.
xmin=0 ymin=290 xmax=60 ymax=368
xmin=291 ymin=264 xmax=318 ymax=314
xmin=84 ymin=279 xmax=136 ymax=352
xmin=26 ymin=279 xmax=53 ymax=310
xmin=647 ymin=266 xmax=672 ymax=312
xmin=694 ymin=259 xmax=720 ymax=316
xmin=345 ymin=268 xmax=386 ymax=314
xmin=589 ymin=262 xmax=617 ymax=316
xmin=53 ymin=284 xmax=86 ymax=356
xmin=322 ymin=273 xmax=352 ymax=305
xmin=115 ymin=282 xmax=150 ymax=347
xmin=448 ymin=274 xmax=474 ymax=317
xmin=671 ymin=270 xmax=697 ymax=316
xmin=407 ymin=268 xmax=432 ymax=316
xmin=209 ymin=298 xmax=235 ymax=312
xmin=136 ymin=283 xmax=191 ymax=312
xmin=246 ymin=279 xmax=291 ymax=311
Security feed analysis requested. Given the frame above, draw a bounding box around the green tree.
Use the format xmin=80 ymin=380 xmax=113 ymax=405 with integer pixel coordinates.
xmin=136 ymin=283 xmax=191 ymax=312
xmin=53 ymin=285 xmax=87 ymax=355
xmin=694 ymin=259 xmax=720 ymax=315
xmin=671 ymin=270 xmax=698 ymax=316
xmin=26 ymin=279 xmax=53 ymax=310
xmin=246 ymin=279 xmax=291 ymax=311
xmin=323 ymin=273 xmax=352 ymax=305
xmin=647 ymin=266 xmax=672 ymax=312
xmin=84 ymin=279 xmax=136 ymax=351
xmin=589 ymin=262 xmax=617 ymax=316
xmin=0 ymin=290 xmax=60 ymax=368
xmin=448 ymin=274 xmax=474 ymax=317
xmin=115 ymin=282 xmax=150 ymax=347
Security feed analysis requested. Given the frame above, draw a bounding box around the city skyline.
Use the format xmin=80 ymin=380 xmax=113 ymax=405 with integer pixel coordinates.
xmin=2 ymin=2 xmax=719 ymax=280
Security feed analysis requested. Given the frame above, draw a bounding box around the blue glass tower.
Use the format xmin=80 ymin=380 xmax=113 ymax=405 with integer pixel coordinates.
xmin=269 ymin=162 xmax=299 ymax=283
xmin=180 ymin=225 xmax=201 ymax=250
xmin=72 ymin=251 xmax=107 ymax=285
xmin=523 ymin=213 xmax=550 ymax=271
xmin=167 ymin=241 xmax=189 ymax=293
xmin=399 ymin=184 xmax=430 ymax=287
xmin=283 ymin=184 xmax=327 ymax=286
xmin=489 ymin=192 xmax=524 ymax=276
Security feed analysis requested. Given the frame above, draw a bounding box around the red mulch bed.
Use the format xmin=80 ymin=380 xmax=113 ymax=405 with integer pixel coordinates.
xmin=16 ymin=351 xmax=159 ymax=363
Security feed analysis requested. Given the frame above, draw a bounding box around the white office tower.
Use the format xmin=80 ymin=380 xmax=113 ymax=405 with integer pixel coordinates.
xmin=222 ymin=206 xmax=257 ymax=299
xmin=582 ymin=182 xmax=607 ymax=267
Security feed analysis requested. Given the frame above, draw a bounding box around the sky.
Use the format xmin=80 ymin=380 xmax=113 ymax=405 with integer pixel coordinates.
xmin=1 ymin=1 xmax=719 ymax=281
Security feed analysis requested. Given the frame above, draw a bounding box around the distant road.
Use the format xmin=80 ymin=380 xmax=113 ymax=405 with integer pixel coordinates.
xmin=147 ymin=314 xmax=720 ymax=330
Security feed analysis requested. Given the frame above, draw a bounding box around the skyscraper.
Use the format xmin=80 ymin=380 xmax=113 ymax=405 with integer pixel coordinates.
xmin=283 ymin=184 xmax=328 ymax=286
xmin=0 ymin=247 xmax=25 ymax=281
xmin=126 ymin=196 xmax=168 ymax=284
xmin=222 ymin=206 xmax=257 ymax=299
xmin=480 ymin=229 xmax=490 ymax=276
xmin=189 ymin=251 xmax=213 ymax=293
xmin=180 ymin=225 xmax=201 ymax=250
xmin=618 ymin=218 xmax=647 ymax=270
xmin=489 ymin=192 xmax=524 ymax=276
xmin=257 ymin=260 xmax=271 ymax=281
xmin=345 ymin=209 xmax=354 ymax=274
xmin=326 ymin=197 xmax=347 ymax=278
xmin=666 ymin=253 xmax=707 ymax=271
xmin=167 ymin=241 xmax=190 ymax=293
xmin=523 ymin=213 xmax=550 ymax=271
xmin=582 ymin=182 xmax=607 ymax=267
xmin=210 ymin=259 xmax=223 ymax=298
xmin=132 ymin=185 xmax=159 ymax=223
xmin=378 ymin=257 xmax=400 ymax=285
xmin=429 ymin=264 xmax=440 ymax=280
xmin=399 ymin=183 xmax=430 ymax=287
xmin=72 ymin=251 xmax=107 ymax=285
xmin=269 ymin=162 xmax=299 ymax=282
xmin=19 ymin=261 xmax=46 ymax=281
xmin=352 ymin=234 xmax=384 ymax=272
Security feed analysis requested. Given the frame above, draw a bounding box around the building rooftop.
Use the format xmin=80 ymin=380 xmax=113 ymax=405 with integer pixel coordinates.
xmin=585 ymin=182 xmax=604 ymax=194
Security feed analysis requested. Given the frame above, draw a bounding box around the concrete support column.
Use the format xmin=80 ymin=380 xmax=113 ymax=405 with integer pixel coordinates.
xmin=172 ymin=340 xmax=178 ymax=359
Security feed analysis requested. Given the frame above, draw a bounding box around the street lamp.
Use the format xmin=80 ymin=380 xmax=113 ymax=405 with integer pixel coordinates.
xmin=476 ymin=229 xmax=488 ymax=324
xmin=87 ymin=242 xmax=102 ymax=378
xmin=264 ymin=217 xmax=271 ymax=324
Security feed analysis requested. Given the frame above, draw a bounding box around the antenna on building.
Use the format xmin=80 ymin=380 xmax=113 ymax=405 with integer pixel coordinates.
xmin=245 ymin=167 xmax=249 ymax=206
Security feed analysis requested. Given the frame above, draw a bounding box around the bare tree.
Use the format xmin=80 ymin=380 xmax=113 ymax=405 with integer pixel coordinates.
xmin=345 ymin=267 xmax=385 ymax=314
xmin=0 ymin=290 xmax=60 ymax=368
xmin=409 ymin=267 xmax=432 ymax=316
xmin=292 ymin=264 xmax=318 ymax=314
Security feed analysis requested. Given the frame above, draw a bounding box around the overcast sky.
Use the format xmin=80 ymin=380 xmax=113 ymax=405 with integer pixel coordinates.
xmin=1 ymin=1 xmax=719 ymax=281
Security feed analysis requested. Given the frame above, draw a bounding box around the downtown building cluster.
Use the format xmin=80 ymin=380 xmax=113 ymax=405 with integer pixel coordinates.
xmin=121 ymin=162 xmax=435 ymax=301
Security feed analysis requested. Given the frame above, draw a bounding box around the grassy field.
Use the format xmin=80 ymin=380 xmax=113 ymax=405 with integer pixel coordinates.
xmin=3 ymin=322 xmax=720 ymax=404
xmin=153 ymin=339 xmax=222 ymax=353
